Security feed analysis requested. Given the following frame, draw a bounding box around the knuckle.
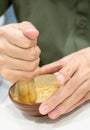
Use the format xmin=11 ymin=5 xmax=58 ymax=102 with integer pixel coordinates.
xmin=22 ymin=41 xmax=32 ymax=49
xmin=31 ymin=60 xmax=39 ymax=70
xmin=30 ymin=47 xmax=40 ymax=60
xmin=33 ymin=59 xmax=40 ymax=69
xmin=0 ymin=28 xmax=6 ymax=37
xmin=36 ymin=46 xmax=41 ymax=56
xmin=30 ymin=55 xmax=36 ymax=61
xmin=31 ymin=50 xmax=37 ymax=59
xmin=20 ymin=39 xmax=31 ymax=49
xmin=0 ymin=68 xmax=9 ymax=78
xmin=24 ymin=67 xmax=40 ymax=79
xmin=59 ymin=68 xmax=65 ymax=75
xmin=85 ymin=91 xmax=90 ymax=100
xmin=60 ymin=67 xmax=72 ymax=81
xmin=24 ymin=42 xmax=31 ymax=48
xmin=25 ymin=73 xmax=34 ymax=79
xmin=0 ymin=43 xmax=5 ymax=52
xmin=26 ymin=60 xmax=39 ymax=71
xmin=0 ymin=55 xmax=6 ymax=66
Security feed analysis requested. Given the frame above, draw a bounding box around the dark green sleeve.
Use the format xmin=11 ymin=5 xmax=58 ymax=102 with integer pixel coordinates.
xmin=0 ymin=0 xmax=11 ymax=16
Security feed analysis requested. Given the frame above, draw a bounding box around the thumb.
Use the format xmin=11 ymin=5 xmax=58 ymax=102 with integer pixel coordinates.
xmin=20 ymin=22 xmax=39 ymax=40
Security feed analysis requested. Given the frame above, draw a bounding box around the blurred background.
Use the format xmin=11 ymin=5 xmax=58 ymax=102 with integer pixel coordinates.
xmin=0 ymin=5 xmax=17 ymax=26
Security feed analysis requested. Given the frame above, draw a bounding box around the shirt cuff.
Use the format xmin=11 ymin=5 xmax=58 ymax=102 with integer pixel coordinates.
xmin=0 ymin=77 xmax=12 ymax=103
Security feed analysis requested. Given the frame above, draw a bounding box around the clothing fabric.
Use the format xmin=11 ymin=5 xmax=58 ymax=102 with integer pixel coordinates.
xmin=0 ymin=0 xmax=90 ymax=65
xmin=0 ymin=76 xmax=12 ymax=103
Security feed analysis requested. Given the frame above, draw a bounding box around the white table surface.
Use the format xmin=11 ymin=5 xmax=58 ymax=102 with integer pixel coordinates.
xmin=0 ymin=95 xmax=90 ymax=130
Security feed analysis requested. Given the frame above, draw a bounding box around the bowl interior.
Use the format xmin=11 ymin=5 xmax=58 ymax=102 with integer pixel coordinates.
xmin=9 ymin=74 xmax=61 ymax=116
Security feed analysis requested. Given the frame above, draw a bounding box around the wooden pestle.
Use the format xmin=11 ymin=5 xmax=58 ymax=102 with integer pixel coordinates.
xmin=15 ymin=79 xmax=37 ymax=103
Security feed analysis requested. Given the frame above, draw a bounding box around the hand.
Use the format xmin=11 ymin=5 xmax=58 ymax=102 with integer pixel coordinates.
xmin=39 ymin=47 xmax=90 ymax=119
xmin=0 ymin=22 xmax=41 ymax=83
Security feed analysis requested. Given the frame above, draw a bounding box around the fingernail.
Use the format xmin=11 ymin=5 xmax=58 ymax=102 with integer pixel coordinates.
xmin=24 ymin=27 xmax=39 ymax=39
xmin=57 ymin=74 xmax=65 ymax=84
xmin=39 ymin=104 xmax=49 ymax=115
xmin=49 ymin=109 xmax=59 ymax=119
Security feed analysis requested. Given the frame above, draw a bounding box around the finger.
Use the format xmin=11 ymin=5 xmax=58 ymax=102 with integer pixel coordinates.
xmin=57 ymin=56 xmax=79 ymax=84
xmin=0 ymin=55 xmax=40 ymax=71
xmin=39 ymin=70 xmax=86 ymax=115
xmin=0 ymin=67 xmax=40 ymax=83
xmin=48 ymin=80 xmax=89 ymax=119
xmin=65 ymin=91 xmax=90 ymax=114
xmin=0 ymin=41 xmax=41 ymax=61
xmin=40 ymin=53 xmax=75 ymax=75
xmin=21 ymin=21 xmax=39 ymax=40
xmin=40 ymin=60 xmax=63 ymax=74
xmin=0 ymin=23 xmax=38 ymax=48
xmin=85 ymin=91 xmax=90 ymax=100
xmin=48 ymin=98 xmax=86 ymax=120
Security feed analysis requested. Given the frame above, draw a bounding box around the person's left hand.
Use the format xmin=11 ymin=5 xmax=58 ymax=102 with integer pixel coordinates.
xmin=39 ymin=47 xmax=90 ymax=119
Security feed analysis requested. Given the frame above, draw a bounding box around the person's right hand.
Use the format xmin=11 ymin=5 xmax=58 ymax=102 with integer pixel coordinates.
xmin=0 ymin=22 xmax=41 ymax=83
